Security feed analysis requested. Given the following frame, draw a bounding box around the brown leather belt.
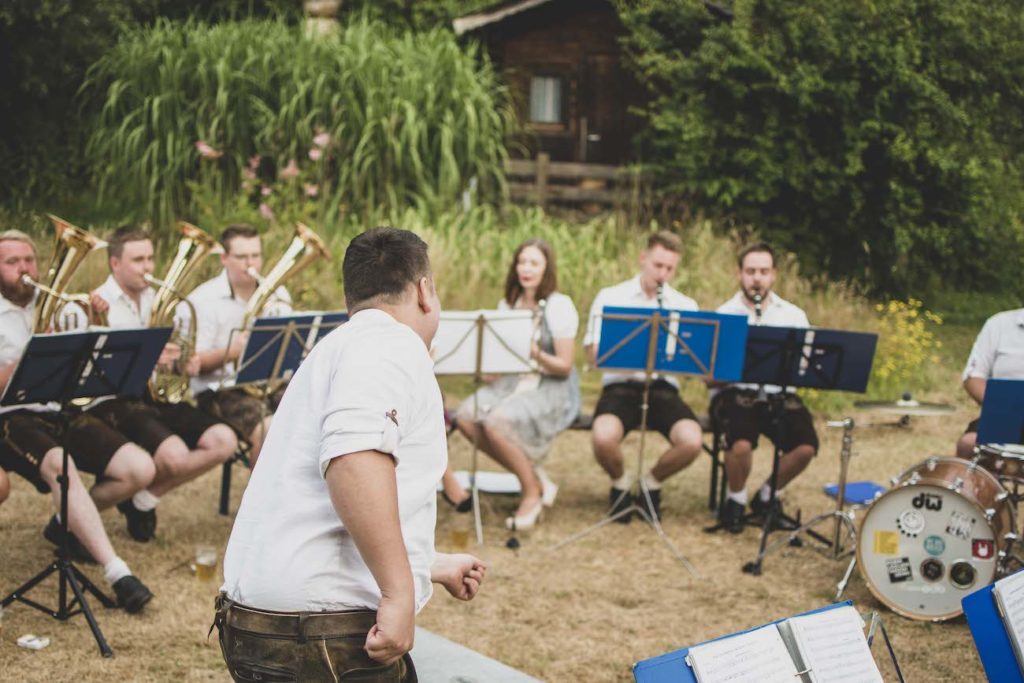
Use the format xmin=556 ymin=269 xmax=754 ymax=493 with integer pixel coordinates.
xmin=221 ymin=596 xmax=376 ymax=641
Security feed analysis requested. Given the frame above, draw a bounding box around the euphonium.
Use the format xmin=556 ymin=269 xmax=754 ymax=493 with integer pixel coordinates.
xmin=28 ymin=214 xmax=108 ymax=332
xmin=147 ymin=221 xmax=222 ymax=403
xmin=240 ymin=222 xmax=331 ymax=330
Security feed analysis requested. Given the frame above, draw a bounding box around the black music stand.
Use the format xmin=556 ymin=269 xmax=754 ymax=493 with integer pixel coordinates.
xmin=433 ymin=310 xmax=535 ymax=545
xmin=217 ymin=312 xmax=348 ymax=514
xmin=551 ymin=306 xmax=748 ymax=576
xmin=1 ymin=328 xmax=170 ymax=657
xmin=726 ymin=326 xmax=877 ymax=576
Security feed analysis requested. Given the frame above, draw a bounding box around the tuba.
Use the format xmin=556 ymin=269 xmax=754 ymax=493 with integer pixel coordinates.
xmin=27 ymin=214 xmax=108 ymax=332
xmin=240 ymin=222 xmax=331 ymax=330
xmin=146 ymin=221 xmax=222 ymax=403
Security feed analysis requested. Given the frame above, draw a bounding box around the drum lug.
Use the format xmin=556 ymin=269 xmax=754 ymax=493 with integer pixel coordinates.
xmin=996 ymin=491 xmax=1010 ymax=503
xmin=953 ymin=477 xmax=965 ymax=492
xmin=926 ymin=457 xmax=938 ymax=471
xmin=1004 ymin=532 xmax=1019 ymax=544
xmin=985 ymin=508 xmax=997 ymax=521
xmin=889 ymin=476 xmax=900 ymax=486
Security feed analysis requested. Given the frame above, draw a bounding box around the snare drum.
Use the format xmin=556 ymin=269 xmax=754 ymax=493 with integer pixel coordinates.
xmin=974 ymin=443 xmax=1024 ymax=486
xmin=857 ymin=456 xmax=1014 ymax=621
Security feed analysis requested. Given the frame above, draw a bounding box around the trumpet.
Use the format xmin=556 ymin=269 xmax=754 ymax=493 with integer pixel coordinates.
xmin=28 ymin=214 xmax=108 ymax=332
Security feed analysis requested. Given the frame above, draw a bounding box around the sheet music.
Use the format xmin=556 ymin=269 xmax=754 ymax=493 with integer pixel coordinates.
xmin=687 ymin=626 xmax=799 ymax=683
xmin=431 ymin=310 xmax=533 ymax=375
xmin=785 ymin=606 xmax=882 ymax=683
xmin=993 ymin=570 xmax=1024 ymax=669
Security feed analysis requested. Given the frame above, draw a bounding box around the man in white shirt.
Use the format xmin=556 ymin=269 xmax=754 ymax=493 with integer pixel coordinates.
xmin=215 ymin=227 xmax=486 ymax=682
xmin=957 ymin=307 xmax=1024 ymax=458
xmin=89 ymin=225 xmax=238 ymax=543
xmin=0 ymin=230 xmax=154 ymax=612
xmin=583 ymin=231 xmax=705 ymax=523
xmin=711 ymin=242 xmax=818 ymax=533
xmin=187 ymin=224 xmax=292 ymax=464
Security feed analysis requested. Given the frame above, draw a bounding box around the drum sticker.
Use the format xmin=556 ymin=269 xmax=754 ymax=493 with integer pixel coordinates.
xmin=874 ymin=530 xmax=899 ymax=555
xmin=923 ymin=535 xmax=946 ymax=556
xmin=886 ymin=557 xmax=913 ymax=583
xmin=946 ymin=511 xmax=975 ymax=540
xmin=912 ymin=492 xmax=943 ymax=512
xmin=973 ymin=539 xmax=995 ymax=560
xmin=897 ymin=509 xmax=925 ymax=537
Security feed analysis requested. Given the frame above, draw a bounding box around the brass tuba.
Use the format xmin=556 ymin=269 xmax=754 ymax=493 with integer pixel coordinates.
xmin=27 ymin=214 xmax=108 ymax=332
xmin=240 ymin=222 xmax=331 ymax=330
xmin=146 ymin=221 xmax=222 ymax=403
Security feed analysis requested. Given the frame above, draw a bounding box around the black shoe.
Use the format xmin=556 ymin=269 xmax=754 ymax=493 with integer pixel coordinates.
xmin=719 ymin=498 xmax=746 ymax=534
xmin=638 ymin=488 xmax=662 ymax=523
xmin=441 ymin=491 xmax=474 ymax=514
xmin=609 ymin=487 xmax=633 ymax=524
xmin=112 ymin=575 xmax=154 ymax=614
xmin=117 ymin=499 xmax=157 ymax=542
xmin=750 ymin=493 xmax=788 ymax=530
xmin=43 ymin=516 xmax=97 ymax=564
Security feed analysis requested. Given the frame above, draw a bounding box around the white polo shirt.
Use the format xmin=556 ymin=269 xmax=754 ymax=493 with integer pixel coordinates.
xmin=221 ymin=308 xmax=446 ymax=612
xmin=184 ymin=270 xmax=292 ymax=392
xmin=716 ymin=290 xmax=811 ymax=394
xmin=963 ymin=308 xmax=1024 ymax=381
xmin=583 ymin=275 xmax=698 ymax=386
xmin=93 ymin=274 xmax=153 ymax=328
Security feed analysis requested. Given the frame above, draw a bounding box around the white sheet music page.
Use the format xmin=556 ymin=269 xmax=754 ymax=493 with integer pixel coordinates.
xmin=786 ymin=606 xmax=882 ymax=683
xmin=686 ymin=626 xmax=799 ymax=683
xmin=993 ymin=570 xmax=1024 ymax=669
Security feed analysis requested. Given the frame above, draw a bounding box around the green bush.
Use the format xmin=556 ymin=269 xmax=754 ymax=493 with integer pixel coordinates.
xmin=619 ymin=0 xmax=1024 ymax=297
xmin=83 ymin=16 xmax=514 ymax=225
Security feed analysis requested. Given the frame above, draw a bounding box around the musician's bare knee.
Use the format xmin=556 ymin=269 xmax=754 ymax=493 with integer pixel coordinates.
xmin=106 ymin=442 xmax=156 ymax=489
xmin=199 ymin=423 xmax=239 ymax=464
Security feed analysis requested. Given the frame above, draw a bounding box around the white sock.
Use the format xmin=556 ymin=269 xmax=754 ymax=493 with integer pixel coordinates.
xmin=642 ymin=471 xmax=663 ymax=491
xmin=103 ymin=557 xmax=132 ymax=585
xmin=132 ymin=490 xmax=160 ymax=512
xmin=760 ymin=483 xmax=782 ymax=502
xmin=727 ymin=489 xmax=748 ymax=505
xmin=612 ymin=472 xmax=634 ymax=491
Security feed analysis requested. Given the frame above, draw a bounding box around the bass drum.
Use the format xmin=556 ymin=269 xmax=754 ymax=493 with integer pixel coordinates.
xmin=857 ymin=456 xmax=1014 ymax=621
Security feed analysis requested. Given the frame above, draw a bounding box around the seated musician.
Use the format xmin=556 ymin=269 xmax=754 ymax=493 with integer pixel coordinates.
xmin=956 ymin=306 xmax=1024 ymax=458
xmin=187 ymin=224 xmax=292 ymax=465
xmin=88 ymin=225 xmax=238 ymax=542
xmin=712 ymin=242 xmax=818 ymax=533
xmin=0 ymin=230 xmax=154 ymax=612
xmin=452 ymin=239 xmax=580 ymax=531
xmin=583 ymin=231 xmax=705 ymax=523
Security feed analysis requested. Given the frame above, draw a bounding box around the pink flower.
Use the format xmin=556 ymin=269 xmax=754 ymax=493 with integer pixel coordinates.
xmin=194 ymin=140 xmax=223 ymax=160
xmin=261 ymin=185 xmax=272 ymax=197
xmin=312 ymin=131 xmax=331 ymax=148
xmin=248 ymin=154 xmax=261 ymax=171
xmin=258 ymin=203 xmax=275 ymax=221
xmin=308 ymin=147 xmax=323 ymax=162
xmin=279 ymin=159 xmax=300 ymax=180
xmin=304 ymin=183 xmax=319 ymax=197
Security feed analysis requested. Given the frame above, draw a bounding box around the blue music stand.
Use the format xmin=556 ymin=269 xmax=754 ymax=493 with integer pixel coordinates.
xmin=633 ymin=600 xmax=904 ymax=683
xmin=552 ymin=306 xmax=748 ymax=576
xmin=977 ymin=379 xmax=1024 ymax=446
xmin=1 ymin=327 xmax=170 ymax=658
xmin=235 ymin=312 xmax=348 ymax=387
xmin=963 ymin=575 xmax=1024 ymax=681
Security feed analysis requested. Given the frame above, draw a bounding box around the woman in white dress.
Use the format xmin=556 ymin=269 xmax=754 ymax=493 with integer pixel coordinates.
xmin=451 ymin=238 xmax=580 ymax=530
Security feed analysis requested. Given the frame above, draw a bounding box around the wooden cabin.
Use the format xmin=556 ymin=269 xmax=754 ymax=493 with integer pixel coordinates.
xmin=454 ymin=0 xmax=647 ymax=166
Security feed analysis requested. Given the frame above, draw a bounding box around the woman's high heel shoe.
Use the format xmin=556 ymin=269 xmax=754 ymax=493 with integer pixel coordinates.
xmin=536 ymin=466 xmax=559 ymax=508
xmin=441 ymin=491 xmax=474 ymax=514
xmin=505 ymin=499 xmax=543 ymax=531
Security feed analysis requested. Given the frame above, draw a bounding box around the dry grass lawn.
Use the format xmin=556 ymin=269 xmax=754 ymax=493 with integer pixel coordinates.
xmin=0 ymin=371 xmax=990 ymax=682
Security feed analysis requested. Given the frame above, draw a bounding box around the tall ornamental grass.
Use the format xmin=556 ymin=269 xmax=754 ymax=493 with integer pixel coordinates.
xmin=82 ymin=17 xmax=513 ymax=225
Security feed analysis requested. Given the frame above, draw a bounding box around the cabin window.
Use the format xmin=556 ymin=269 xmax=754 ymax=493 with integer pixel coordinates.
xmin=529 ymin=76 xmax=565 ymax=124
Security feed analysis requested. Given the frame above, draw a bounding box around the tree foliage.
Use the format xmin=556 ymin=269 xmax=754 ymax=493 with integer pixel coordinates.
xmin=620 ymin=0 xmax=1024 ymax=295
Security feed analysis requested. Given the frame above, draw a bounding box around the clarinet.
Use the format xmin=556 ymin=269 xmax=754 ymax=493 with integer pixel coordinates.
xmin=656 ymin=282 xmax=664 ymax=309
xmin=753 ymin=291 xmax=763 ymax=325
xmin=531 ymin=298 xmax=547 ymax=371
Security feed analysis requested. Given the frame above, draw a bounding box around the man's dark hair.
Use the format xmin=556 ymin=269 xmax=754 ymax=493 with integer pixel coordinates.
xmin=220 ymin=224 xmax=260 ymax=253
xmin=737 ymin=241 xmax=776 ymax=269
xmin=504 ymin=238 xmax=558 ymax=306
xmin=343 ymin=227 xmax=431 ymax=310
xmin=108 ymin=224 xmax=151 ymax=260
xmin=646 ymin=230 xmax=682 ymax=253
